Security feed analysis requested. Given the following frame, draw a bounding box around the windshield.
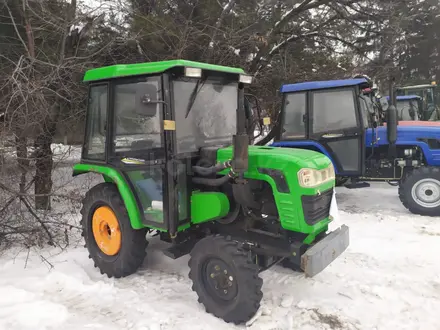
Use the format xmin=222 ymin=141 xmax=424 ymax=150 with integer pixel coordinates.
xmin=172 ymin=78 xmax=238 ymax=153
xmin=396 ymin=100 xmax=419 ymax=120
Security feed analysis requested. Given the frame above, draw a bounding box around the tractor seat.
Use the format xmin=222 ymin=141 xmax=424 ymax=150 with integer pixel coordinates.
xmin=136 ymin=178 xmax=163 ymax=201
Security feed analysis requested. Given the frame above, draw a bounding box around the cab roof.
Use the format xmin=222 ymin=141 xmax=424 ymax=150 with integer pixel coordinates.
xmin=280 ymin=78 xmax=368 ymax=93
xmin=386 ymin=95 xmax=421 ymax=101
xmin=83 ymin=59 xmax=245 ymax=82
xmin=398 ymin=84 xmax=436 ymax=90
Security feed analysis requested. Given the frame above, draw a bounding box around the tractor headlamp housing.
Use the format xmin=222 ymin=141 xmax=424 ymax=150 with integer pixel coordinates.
xmin=297 ymin=163 xmax=335 ymax=188
xmin=184 ymin=67 xmax=202 ymax=78
xmin=239 ymin=74 xmax=253 ymax=84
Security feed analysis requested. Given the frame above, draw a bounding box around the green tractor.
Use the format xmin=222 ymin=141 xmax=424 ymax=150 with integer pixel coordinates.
xmin=73 ymin=60 xmax=349 ymax=324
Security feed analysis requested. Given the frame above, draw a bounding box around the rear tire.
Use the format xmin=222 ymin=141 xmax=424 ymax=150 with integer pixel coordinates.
xmin=188 ymin=235 xmax=263 ymax=324
xmin=81 ymin=182 xmax=148 ymax=278
xmin=398 ymin=167 xmax=440 ymax=216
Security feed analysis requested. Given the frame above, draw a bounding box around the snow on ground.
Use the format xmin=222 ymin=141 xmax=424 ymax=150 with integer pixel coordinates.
xmin=1 ymin=143 xmax=81 ymax=166
xmin=1 ymin=183 xmax=440 ymax=330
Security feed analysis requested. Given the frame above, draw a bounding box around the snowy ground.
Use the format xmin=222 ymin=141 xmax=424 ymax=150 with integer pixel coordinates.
xmin=1 ymin=181 xmax=440 ymax=329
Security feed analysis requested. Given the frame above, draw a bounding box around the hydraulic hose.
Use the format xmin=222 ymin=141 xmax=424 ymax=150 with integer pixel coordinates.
xmin=192 ymin=160 xmax=232 ymax=176
xmin=192 ymin=171 xmax=232 ymax=187
xmin=217 ymin=203 xmax=241 ymax=225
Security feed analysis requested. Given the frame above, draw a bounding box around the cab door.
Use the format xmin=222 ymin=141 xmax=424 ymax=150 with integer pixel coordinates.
xmin=308 ymin=87 xmax=365 ymax=176
xmin=107 ymin=75 xmax=170 ymax=230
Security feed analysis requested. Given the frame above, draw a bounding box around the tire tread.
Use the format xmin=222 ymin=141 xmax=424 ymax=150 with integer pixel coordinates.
xmin=398 ymin=167 xmax=440 ymax=216
xmin=81 ymin=182 xmax=148 ymax=278
xmin=188 ymin=234 xmax=263 ymax=324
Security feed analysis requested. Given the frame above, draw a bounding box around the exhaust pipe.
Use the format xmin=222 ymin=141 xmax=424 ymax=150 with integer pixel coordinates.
xmin=387 ymin=77 xmax=398 ymax=158
xmin=232 ymin=82 xmax=249 ymax=180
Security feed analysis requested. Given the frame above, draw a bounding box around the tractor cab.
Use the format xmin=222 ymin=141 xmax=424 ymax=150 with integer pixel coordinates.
xmin=397 ymin=82 xmax=438 ymax=120
xmin=385 ymin=95 xmax=422 ymax=121
xmin=271 ymin=78 xmax=391 ymax=178
xmin=76 ymin=60 xmax=253 ymax=235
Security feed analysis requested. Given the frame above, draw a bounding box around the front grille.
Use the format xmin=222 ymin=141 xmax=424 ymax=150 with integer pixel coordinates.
xmin=301 ymin=188 xmax=333 ymax=225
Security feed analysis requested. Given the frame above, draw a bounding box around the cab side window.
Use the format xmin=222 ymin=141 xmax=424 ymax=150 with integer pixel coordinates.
xmin=282 ymin=92 xmax=306 ymax=139
xmin=312 ymin=89 xmax=358 ymax=133
xmin=83 ymin=85 xmax=108 ymax=160
xmin=113 ymin=77 xmax=163 ymax=155
xmin=358 ymin=96 xmax=371 ymax=128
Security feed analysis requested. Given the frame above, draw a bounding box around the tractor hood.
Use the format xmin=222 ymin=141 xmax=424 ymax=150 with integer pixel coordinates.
xmin=367 ymin=124 xmax=440 ymax=167
xmin=217 ymin=145 xmax=332 ymax=171
xmin=383 ymin=120 xmax=440 ymax=127
xmin=371 ymin=124 xmax=440 ymax=140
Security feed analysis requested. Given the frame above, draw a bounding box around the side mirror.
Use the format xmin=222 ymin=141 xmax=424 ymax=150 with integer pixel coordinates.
xmin=379 ymin=97 xmax=389 ymax=111
xmin=135 ymin=83 xmax=160 ymax=117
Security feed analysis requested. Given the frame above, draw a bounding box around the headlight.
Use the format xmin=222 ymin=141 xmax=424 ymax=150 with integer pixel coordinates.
xmin=297 ymin=163 xmax=335 ymax=188
xmin=184 ymin=67 xmax=202 ymax=78
xmin=239 ymin=74 xmax=253 ymax=84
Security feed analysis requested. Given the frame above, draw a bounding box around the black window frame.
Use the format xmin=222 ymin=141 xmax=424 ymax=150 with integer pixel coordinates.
xmin=309 ymin=86 xmax=361 ymax=136
xmin=107 ymin=74 xmax=166 ymax=164
xmin=81 ymin=82 xmax=110 ymax=164
xmin=279 ymin=91 xmax=308 ymax=140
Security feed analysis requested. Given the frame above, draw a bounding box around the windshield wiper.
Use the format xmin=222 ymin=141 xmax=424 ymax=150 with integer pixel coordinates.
xmin=185 ymin=78 xmax=206 ymax=118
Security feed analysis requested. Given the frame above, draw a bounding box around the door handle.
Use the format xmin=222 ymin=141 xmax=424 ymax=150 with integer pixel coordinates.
xmin=321 ymin=133 xmax=344 ymax=138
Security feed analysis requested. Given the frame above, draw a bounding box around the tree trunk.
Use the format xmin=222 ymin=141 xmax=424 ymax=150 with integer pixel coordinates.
xmin=15 ymin=134 xmax=29 ymax=194
xmin=34 ymin=130 xmax=53 ymax=210
xmin=31 ymin=0 xmax=78 ymax=210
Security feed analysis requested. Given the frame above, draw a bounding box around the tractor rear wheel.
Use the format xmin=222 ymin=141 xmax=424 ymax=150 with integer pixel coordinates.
xmin=188 ymin=235 xmax=263 ymax=324
xmin=399 ymin=167 xmax=440 ymax=216
xmin=80 ymin=182 xmax=148 ymax=278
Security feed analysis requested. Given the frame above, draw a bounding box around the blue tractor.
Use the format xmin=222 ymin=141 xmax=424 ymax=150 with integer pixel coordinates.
xmin=258 ymin=78 xmax=440 ymax=216
xmin=392 ymin=95 xmax=422 ymax=121
xmin=385 ymin=95 xmax=423 ymax=121
xmin=396 ymin=82 xmax=439 ymax=121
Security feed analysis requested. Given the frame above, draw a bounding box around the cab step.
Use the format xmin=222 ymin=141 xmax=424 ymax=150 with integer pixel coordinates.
xmin=344 ymin=181 xmax=370 ymax=189
xmin=163 ymin=238 xmax=198 ymax=259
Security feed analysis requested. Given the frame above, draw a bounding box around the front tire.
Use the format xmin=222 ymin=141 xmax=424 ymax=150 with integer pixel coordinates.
xmin=399 ymin=167 xmax=440 ymax=216
xmin=188 ymin=235 xmax=263 ymax=324
xmin=81 ymin=182 xmax=148 ymax=278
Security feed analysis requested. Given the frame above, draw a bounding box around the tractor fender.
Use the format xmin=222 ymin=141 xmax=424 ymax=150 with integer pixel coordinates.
xmin=72 ymin=163 xmax=145 ymax=229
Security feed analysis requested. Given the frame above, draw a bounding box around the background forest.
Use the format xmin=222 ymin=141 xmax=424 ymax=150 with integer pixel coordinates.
xmin=0 ymin=0 xmax=439 ymax=246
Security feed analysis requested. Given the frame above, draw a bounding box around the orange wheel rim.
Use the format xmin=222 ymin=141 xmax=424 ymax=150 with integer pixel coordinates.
xmin=92 ymin=206 xmax=121 ymax=256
